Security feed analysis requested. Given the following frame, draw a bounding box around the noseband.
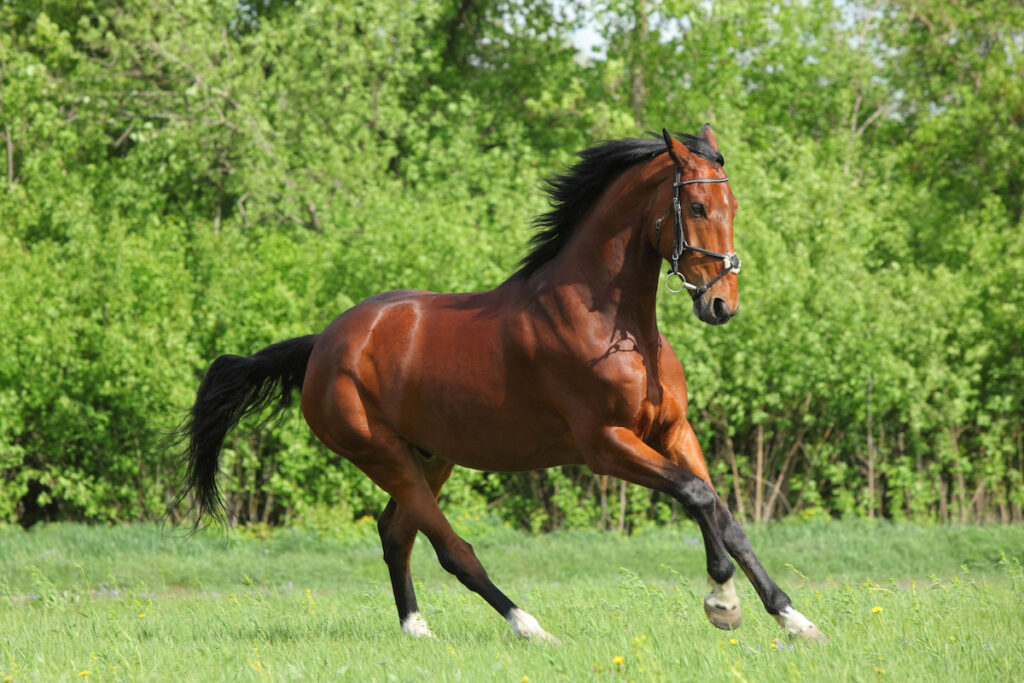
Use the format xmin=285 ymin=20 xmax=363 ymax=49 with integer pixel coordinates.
xmin=654 ymin=159 xmax=741 ymax=297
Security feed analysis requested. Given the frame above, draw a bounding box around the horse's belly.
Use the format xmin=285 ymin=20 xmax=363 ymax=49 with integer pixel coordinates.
xmin=404 ymin=396 xmax=582 ymax=472
xmin=391 ymin=350 xmax=580 ymax=471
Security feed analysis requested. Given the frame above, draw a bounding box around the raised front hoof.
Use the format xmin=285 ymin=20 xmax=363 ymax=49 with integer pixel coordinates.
xmin=703 ymin=598 xmax=742 ymax=631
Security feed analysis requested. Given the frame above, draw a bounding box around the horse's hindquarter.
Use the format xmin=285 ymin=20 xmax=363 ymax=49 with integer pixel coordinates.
xmin=303 ymin=288 xmax=579 ymax=471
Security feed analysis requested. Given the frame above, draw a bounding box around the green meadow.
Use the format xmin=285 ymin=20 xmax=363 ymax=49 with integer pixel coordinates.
xmin=1 ymin=519 xmax=1022 ymax=682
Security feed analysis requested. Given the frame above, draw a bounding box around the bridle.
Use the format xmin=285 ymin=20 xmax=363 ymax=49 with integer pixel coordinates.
xmin=654 ymin=136 xmax=742 ymax=297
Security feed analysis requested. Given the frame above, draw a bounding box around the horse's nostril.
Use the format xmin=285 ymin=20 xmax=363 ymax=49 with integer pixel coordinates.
xmin=712 ymin=297 xmax=730 ymax=320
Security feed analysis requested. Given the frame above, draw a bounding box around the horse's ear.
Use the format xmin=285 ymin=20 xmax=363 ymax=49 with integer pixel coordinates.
xmin=700 ymin=122 xmax=720 ymax=153
xmin=662 ymin=128 xmax=683 ymax=165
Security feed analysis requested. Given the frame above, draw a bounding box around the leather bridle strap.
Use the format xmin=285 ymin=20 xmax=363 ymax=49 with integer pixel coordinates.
xmin=654 ymin=160 xmax=741 ymax=297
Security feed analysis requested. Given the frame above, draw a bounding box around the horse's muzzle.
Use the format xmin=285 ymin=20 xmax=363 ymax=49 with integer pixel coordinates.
xmin=694 ymin=295 xmax=738 ymax=325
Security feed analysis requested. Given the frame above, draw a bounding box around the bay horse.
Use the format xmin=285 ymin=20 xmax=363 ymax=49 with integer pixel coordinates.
xmin=176 ymin=126 xmax=825 ymax=642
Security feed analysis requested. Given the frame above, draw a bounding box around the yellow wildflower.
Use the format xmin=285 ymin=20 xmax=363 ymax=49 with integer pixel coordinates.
xmin=612 ymin=655 xmax=624 ymax=666
xmin=875 ymin=667 xmax=884 ymax=674
xmin=871 ymin=606 xmax=883 ymax=614
xmin=138 ymin=613 xmax=147 ymax=618
xmin=77 ymin=672 xmax=91 ymax=678
xmin=729 ymin=638 xmax=738 ymax=645
xmin=522 ymin=677 xmax=530 ymax=683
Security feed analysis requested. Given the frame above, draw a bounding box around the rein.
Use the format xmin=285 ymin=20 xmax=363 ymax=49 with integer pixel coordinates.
xmin=654 ymin=146 xmax=741 ymax=297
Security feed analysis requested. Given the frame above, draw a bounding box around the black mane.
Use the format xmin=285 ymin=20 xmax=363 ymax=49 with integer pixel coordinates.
xmin=511 ymin=131 xmax=724 ymax=280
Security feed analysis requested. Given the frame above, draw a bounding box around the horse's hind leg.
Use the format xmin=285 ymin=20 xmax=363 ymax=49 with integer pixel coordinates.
xmin=377 ymin=454 xmax=453 ymax=638
xmin=359 ymin=445 xmax=558 ymax=642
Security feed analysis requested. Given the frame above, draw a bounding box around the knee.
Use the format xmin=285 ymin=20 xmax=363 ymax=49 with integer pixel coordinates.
xmin=435 ymin=539 xmax=479 ymax=582
xmin=436 ymin=548 xmax=461 ymax=577
xmin=678 ymin=478 xmax=717 ymax=513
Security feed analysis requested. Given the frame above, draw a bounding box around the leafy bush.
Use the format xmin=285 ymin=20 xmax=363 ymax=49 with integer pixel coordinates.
xmin=1 ymin=0 xmax=1021 ymax=527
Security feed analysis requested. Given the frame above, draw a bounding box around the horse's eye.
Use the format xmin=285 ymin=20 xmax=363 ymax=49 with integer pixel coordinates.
xmin=690 ymin=203 xmax=706 ymax=218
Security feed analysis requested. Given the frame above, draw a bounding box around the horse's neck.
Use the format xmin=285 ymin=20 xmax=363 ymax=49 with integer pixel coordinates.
xmin=534 ymin=210 xmax=663 ymax=341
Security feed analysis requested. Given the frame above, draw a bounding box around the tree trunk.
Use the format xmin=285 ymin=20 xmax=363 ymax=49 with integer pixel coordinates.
xmin=938 ymin=477 xmax=948 ymax=523
xmin=629 ymin=0 xmax=648 ymax=127
xmin=866 ymin=372 xmax=876 ymax=519
xmin=754 ymin=423 xmax=764 ymax=523
xmin=3 ymin=122 xmax=13 ymax=187
xmin=599 ymin=475 xmax=610 ymax=530
xmin=722 ymin=428 xmax=746 ymax=520
xmin=617 ymin=479 xmax=628 ymax=532
xmin=763 ymin=394 xmax=812 ymax=520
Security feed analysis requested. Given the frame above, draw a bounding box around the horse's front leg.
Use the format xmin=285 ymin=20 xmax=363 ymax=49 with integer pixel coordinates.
xmin=585 ymin=425 xmax=825 ymax=641
xmin=670 ymin=420 xmax=826 ymax=640
xmin=663 ymin=419 xmax=742 ymax=630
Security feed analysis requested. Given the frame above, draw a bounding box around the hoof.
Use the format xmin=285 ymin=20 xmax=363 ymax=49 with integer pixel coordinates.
xmin=704 ymin=596 xmax=742 ymax=630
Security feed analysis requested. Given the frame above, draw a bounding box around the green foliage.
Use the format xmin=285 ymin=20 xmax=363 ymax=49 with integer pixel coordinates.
xmin=0 ymin=0 xmax=1021 ymax=526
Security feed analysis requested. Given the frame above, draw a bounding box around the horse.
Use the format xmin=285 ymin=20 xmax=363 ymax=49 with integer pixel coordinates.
xmin=175 ymin=126 xmax=826 ymax=643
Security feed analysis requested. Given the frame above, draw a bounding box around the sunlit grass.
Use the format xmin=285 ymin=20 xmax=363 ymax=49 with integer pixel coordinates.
xmin=1 ymin=519 xmax=1022 ymax=681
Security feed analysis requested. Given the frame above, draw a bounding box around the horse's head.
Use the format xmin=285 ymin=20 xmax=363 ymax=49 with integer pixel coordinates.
xmin=652 ymin=126 xmax=740 ymax=326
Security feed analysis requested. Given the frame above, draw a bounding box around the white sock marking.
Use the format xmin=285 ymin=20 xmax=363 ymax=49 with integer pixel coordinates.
xmin=774 ymin=605 xmax=816 ymax=634
xmin=401 ymin=612 xmax=435 ymax=638
xmin=506 ymin=607 xmax=558 ymax=642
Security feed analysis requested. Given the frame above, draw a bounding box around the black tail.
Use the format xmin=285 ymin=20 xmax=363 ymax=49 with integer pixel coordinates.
xmin=174 ymin=334 xmax=317 ymax=523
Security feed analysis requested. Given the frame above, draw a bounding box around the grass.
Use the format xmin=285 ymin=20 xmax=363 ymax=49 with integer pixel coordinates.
xmin=1 ymin=517 xmax=1022 ymax=681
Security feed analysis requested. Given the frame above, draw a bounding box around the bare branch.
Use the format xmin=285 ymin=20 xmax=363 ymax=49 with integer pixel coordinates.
xmin=3 ymin=122 xmax=13 ymax=187
xmin=113 ymin=121 xmax=135 ymax=148
xmin=855 ymin=103 xmax=891 ymax=136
